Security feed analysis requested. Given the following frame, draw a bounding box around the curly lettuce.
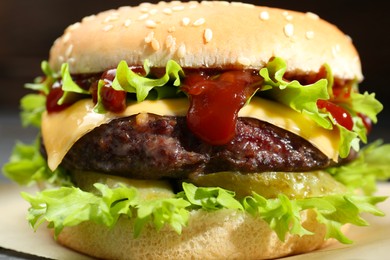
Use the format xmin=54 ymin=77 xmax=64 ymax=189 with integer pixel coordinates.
xmin=258 ymin=57 xmax=383 ymax=158
xmin=93 ymin=59 xmax=184 ymax=113
xmin=328 ymin=141 xmax=390 ymax=195
xmin=2 ymin=138 xmax=71 ymax=187
xmin=20 ymin=181 xmax=386 ymax=244
xmin=21 ymin=61 xmax=56 ymax=127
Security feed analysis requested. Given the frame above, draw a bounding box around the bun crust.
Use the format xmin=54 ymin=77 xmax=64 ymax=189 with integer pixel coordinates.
xmin=56 ymin=209 xmax=338 ymax=260
xmin=49 ymin=1 xmax=362 ymax=80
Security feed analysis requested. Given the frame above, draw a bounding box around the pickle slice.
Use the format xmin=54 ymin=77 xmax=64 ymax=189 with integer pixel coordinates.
xmin=71 ymin=171 xmax=175 ymax=200
xmin=188 ymin=171 xmax=347 ymax=199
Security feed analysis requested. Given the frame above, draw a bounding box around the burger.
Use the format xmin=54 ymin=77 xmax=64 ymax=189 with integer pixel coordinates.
xmin=3 ymin=1 xmax=390 ymax=259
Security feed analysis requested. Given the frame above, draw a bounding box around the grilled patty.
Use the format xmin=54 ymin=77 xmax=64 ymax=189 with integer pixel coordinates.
xmin=47 ymin=113 xmax=336 ymax=179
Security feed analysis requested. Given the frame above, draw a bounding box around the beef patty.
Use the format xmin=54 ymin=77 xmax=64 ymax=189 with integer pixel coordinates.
xmin=48 ymin=113 xmax=337 ymax=179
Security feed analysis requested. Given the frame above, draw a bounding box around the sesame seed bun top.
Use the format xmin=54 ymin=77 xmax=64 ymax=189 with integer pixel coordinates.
xmin=49 ymin=1 xmax=363 ymax=81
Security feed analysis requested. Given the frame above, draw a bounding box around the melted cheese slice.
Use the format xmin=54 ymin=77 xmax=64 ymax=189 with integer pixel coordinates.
xmin=42 ymin=97 xmax=339 ymax=171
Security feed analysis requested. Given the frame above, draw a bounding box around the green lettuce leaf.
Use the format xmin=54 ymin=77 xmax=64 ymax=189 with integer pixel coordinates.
xmin=257 ymin=57 xmax=383 ymax=158
xmin=21 ymin=183 xmax=190 ymax=238
xmin=328 ymin=141 xmax=390 ymax=195
xmin=93 ymin=79 xmax=106 ymax=113
xmin=134 ymin=197 xmax=190 ymax=237
xmin=111 ymin=59 xmax=183 ymax=102
xmin=20 ymin=94 xmax=46 ymax=128
xmin=57 ymin=63 xmax=89 ymax=105
xmin=2 ymin=138 xmax=71 ymax=187
xmin=24 ymin=61 xmax=56 ymax=95
xmin=259 ymin=57 xmax=332 ymax=130
xmin=178 ymin=182 xmax=243 ymax=211
xmin=243 ymin=191 xmax=385 ymax=244
xmin=350 ymin=92 xmax=383 ymax=123
xmin=20 ymin=182 xmax=386 ymax=244
xmin=21 ymin=61 xmax=57 ymax=127
xmin=22 ymin=183 xmax=138 ymax=237
xmin=338 ymin=125 xmax=360 ymax=158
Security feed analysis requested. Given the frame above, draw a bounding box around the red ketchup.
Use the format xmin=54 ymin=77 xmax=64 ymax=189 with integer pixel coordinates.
xmin=99 ymin=69 xmax=127 ymax=113
xmin=96 ymin=66 xmax=146 ymax=113
xmin=317 ymin=99 xmax=353 ymax=131
xmin=46 ymin=81 xmax=71 ymax=113
xmin=182 ymin=70 xmax=261 ymax=145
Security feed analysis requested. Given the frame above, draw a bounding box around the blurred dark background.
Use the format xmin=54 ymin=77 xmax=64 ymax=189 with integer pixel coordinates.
xmin=0 ymin=0 xmax=389 ymax=141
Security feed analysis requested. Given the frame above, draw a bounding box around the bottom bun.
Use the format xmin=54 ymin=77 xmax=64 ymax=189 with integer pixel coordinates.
xmin=54 ymin=208 xmax=342 ymax=260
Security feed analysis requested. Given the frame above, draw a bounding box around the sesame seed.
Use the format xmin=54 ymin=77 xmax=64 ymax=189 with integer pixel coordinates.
xmin=244 ymin=3 xmax=255 ymax=8
xmin=305 ymin=31 xmax=315 ymax=40
xmin=65 ymin=44 xmax=73 ymax=58
xmin=149 ymin=8 xmax=158 ymax=15
xmin=284 ymin=23 xmax=294 ymax=37
xmin=102 ymin=24 xmax=114 ymax=32
xmin=238 ymin=57 xmax=251 ymax=66
xmin=138 ymin=13 xmax=149 ymax=20
xmin=188 ymin=2 xmax=198 ymax=8
xmin=168 ymin=26 xmax=176 ymax=33
xmin=231 ymin=2 xmax=254 ymax=8
xmin=82 ymin=15 xmax=96 ymax=22
xmin=140 ymin=7 xmax=149 ymax=13
xmin=104 ymin=13 xmax=120 ymax=23
xmin=144 ymin=31 xmax=155 ymax=43
xmin=103 ymin=16 xmax=116 ymax=23
xmin=306 ymin=12 xmax=319 ymax=20
xmin=58 ymin=55 xmax=64 ymax=64
xmin=166 ymin=35 xmax=176 ymax=51
xmin=203 ymin=28 xmax=213 ymax=43
xmin=172 ymin=5 xmax=185 ymax=11
xmin=284 ymin=14 xmax=293 ymax=21
xmin=67 ymin=22 xmax=80 ymax=31
xmin=151 ymin=38 xmax=160 ymax=51
xmin=163 ymin=8 xmax=173 ymax=15
xmin=63 ymin=32 xmax=71 ymax=43
xmin=118 ymin=6 xmax=132 ymax=12
xmin=193 ymin=18 xmax=205 ymax=26
xmin=145 ymin=20 xmax=157 ymax=28
xmin=177 ymin=43 xmax=186 ymax=58
xmin=139 ymin=2 xmax=152 ymax=8
xmin=259 ymin=11 xmax=269 ymax=21
xmin=181 ymin=17 xmax=191 ymax=26
xmin=332 ymin=44 xmax=341 ymax=57
xmin=67 ymin=57 xmax=75 ymax=64
xmin=124 ymin=19 xmax=132 ymax=27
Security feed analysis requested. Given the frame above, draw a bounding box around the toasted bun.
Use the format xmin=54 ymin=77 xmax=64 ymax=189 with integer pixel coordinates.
xmin=56 ymin=209 xmax=340 ymax=260
xmin=49 ymin=1 xmax=362 ymax=81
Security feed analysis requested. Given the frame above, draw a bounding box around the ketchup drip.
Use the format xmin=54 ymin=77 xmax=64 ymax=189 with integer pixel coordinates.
xmin=46 ymin=81 xmax=71 ymax=113
xmin=99 ymin=69 xmax=127 ymax=113
xmin=317 ymin=100 xmax=353 ymax=131
xmin=182 ymin=70 xmax=261 ymax=145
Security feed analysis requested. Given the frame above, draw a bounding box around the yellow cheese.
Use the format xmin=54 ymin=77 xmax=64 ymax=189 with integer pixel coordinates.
xmin=42 ymin=97 xmax=339 ymax=171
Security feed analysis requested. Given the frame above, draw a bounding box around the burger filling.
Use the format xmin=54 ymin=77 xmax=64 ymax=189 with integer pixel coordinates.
xmin=4 ymin=57 xmax=390 ymax=244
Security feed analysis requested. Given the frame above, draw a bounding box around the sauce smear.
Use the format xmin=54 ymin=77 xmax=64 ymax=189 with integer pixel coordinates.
xmin=317 ymin=100 xmax=353 ymax=131
xmin=182 ymin=70 xmax=261 ymax=145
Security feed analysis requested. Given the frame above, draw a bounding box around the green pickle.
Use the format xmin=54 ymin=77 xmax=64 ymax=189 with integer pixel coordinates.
xmin=71 ymin=171 xmax=175 ymax=200
xmin=188 ymin=171 xmax=347 ymax=199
